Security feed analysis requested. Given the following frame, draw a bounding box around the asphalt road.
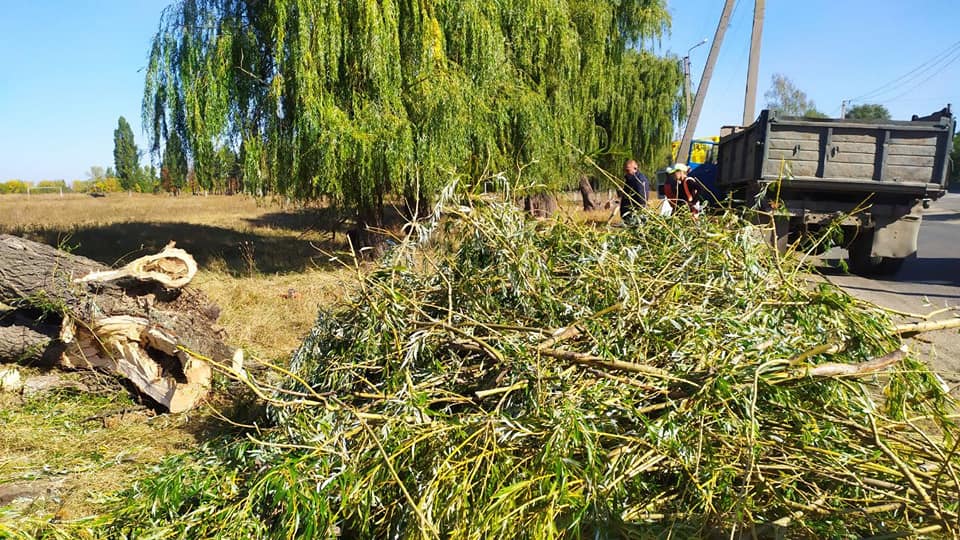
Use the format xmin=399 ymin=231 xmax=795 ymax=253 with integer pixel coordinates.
xmin=819 ymin=192 xmax=960 ymax=379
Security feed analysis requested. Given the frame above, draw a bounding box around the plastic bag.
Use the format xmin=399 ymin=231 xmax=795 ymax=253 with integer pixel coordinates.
xmin=659 ymin=199 xmax=673 ymax=217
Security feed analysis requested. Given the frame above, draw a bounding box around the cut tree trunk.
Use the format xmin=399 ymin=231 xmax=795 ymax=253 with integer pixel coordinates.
xmin=0 ymin=235 xmax=236 ymax=412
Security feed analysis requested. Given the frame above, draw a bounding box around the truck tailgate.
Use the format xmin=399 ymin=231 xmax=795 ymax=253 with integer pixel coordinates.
xmin=719 ymin=109 xmax=954 ymax=198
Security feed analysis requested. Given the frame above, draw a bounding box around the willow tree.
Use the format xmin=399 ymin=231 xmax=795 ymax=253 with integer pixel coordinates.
xmin=144 ymin=0 xmax=683 ymax=228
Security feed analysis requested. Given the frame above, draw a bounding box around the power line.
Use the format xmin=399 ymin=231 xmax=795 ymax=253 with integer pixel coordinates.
xmin=848 ymin=39 xmax=960 ymax=104
xmin=850 ymin=40 xmax=960 ymax=103
xmin=876 ymin=46 xmax=960 ymax=106
xmin=880 ymin=95 xmax=956 ymax=104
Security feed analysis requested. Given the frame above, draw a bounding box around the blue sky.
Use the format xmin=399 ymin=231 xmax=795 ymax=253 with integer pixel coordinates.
xmin=1 ymin=1 xmax=957 ymax=182
xmin=658 ymin=0 xmax=959 ymax=140
xmin=0 ymin=1 xmax=170 ymax=182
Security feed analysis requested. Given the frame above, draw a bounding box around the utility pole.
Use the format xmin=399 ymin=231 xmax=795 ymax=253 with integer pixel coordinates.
xmin=683 ymin=39 xmax=707 ymax=119
xmin=840 ymin=99 xmax=848 ymax=119
xmin=742 ymin=0 xmax=765 ymax=125
xmin=677 ymin=0 xmax=736 ymax=166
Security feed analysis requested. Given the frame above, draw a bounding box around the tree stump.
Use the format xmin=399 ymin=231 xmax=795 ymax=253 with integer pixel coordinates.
xmin=0 ymin=235 xmax=237 ymax=412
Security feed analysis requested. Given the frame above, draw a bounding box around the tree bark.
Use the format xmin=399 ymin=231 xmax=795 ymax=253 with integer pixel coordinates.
xmin=349 ymin=198 xmax=388 ymax=256
xmin=0 ymin=324 xmax=55 ymax=364
xmin=0 ymin=235 xmax=234 ymax=412
xmin=578 ymin=175 xmax=597 ymax=211
xmin=523 ymin=193 xmax=559 ymax=218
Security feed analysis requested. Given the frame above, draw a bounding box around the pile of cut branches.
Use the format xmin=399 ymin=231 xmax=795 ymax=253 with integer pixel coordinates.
xmin=41 ymin=197 xmax=960 ymax=539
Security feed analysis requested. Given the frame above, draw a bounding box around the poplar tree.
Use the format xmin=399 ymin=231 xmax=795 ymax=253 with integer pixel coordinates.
xmin=145 ymin=0 xmax=683 ymax=227
xmin=113 ymin=116 xmax=140 ymax=191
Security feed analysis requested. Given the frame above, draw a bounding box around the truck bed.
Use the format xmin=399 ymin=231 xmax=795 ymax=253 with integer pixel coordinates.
xmin=718 ymin=109 xmax=954 ymax=200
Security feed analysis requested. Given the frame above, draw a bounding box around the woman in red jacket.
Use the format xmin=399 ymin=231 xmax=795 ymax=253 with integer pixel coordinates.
xmin=663 ymin=162 xmax=700 ymax=217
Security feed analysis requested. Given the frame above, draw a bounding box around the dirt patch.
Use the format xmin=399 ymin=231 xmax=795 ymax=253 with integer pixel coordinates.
xmin=0 ymin=478 xmax=66 ymax=507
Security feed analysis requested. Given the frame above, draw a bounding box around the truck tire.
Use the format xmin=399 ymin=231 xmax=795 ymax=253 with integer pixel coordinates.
xmin=848 ymin=236 xmax=905 ymax=276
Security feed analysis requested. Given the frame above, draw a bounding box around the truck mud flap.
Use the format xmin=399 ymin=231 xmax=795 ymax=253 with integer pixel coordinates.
xmin=870 ymin=202 xmax=923 ymax=259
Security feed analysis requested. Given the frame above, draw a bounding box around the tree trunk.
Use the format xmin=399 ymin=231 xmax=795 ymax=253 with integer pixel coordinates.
xmin=0 ymin=324 xmax=54 ymax=364
xmin=349 ymin=198 xmax=387 ymax=256
xmin=0 ymin=235 xmax=235 ymax=412
xmin=578 ymin=175 xmax=597 ymax=211
xmin=403 ymin=185 xmax=433 ymax=222
xmin=523 ymin=193 xmax=559 ymax=218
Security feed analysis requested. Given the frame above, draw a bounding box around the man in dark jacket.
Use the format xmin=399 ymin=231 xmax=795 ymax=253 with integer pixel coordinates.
xmin=620 ymin=159 xmax=650 ymax=226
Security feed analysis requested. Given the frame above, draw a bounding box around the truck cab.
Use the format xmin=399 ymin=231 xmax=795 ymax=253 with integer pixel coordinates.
xmin=657 ymin=137 xmax=721 ymax=199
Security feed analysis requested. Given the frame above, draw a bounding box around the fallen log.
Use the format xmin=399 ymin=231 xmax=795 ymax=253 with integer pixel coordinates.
xmin=0 ymin=235 xmax=236 ymax=412
xmin=0 ymin=323 xmax=59 ymax=365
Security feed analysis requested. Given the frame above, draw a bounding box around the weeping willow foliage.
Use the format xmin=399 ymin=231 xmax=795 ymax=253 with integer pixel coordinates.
xmin=144 ymin=0 xmax=683 ymax=223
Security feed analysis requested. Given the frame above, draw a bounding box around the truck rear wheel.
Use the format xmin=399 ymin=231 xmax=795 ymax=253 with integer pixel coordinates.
xmin=848 ymin=235 xmax=905 ymax=276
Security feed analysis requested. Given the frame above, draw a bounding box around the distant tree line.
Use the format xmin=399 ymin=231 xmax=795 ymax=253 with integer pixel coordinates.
xmin=764 ymin=73 xmax=893 ymax=122
xmin=0 ymin=176 xmax=118 ymax=195
xmin=159 ymin=130 xmax=240 ymax=195
xmin=0 ymin=180 xmax=32 ymax=194
xmin=112 ymin=115 xmax=240 ymax=195
xmin=845 ymin=103 xmax=891 ymax=121
xmin=0 ymin=179 xmax=74 ymax=194
xmin=2 ymin=112 xmax=242 ymax=195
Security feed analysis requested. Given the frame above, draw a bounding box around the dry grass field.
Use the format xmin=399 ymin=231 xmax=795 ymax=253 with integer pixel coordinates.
xmin=0 ymin=193 xmax=358 ymax=356
xmin=0 ymin=192 xmax=360 ymax=524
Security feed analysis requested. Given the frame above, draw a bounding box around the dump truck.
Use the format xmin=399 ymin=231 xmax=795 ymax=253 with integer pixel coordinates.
xmin=716 ymin=107 xmax=955 ymax=275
